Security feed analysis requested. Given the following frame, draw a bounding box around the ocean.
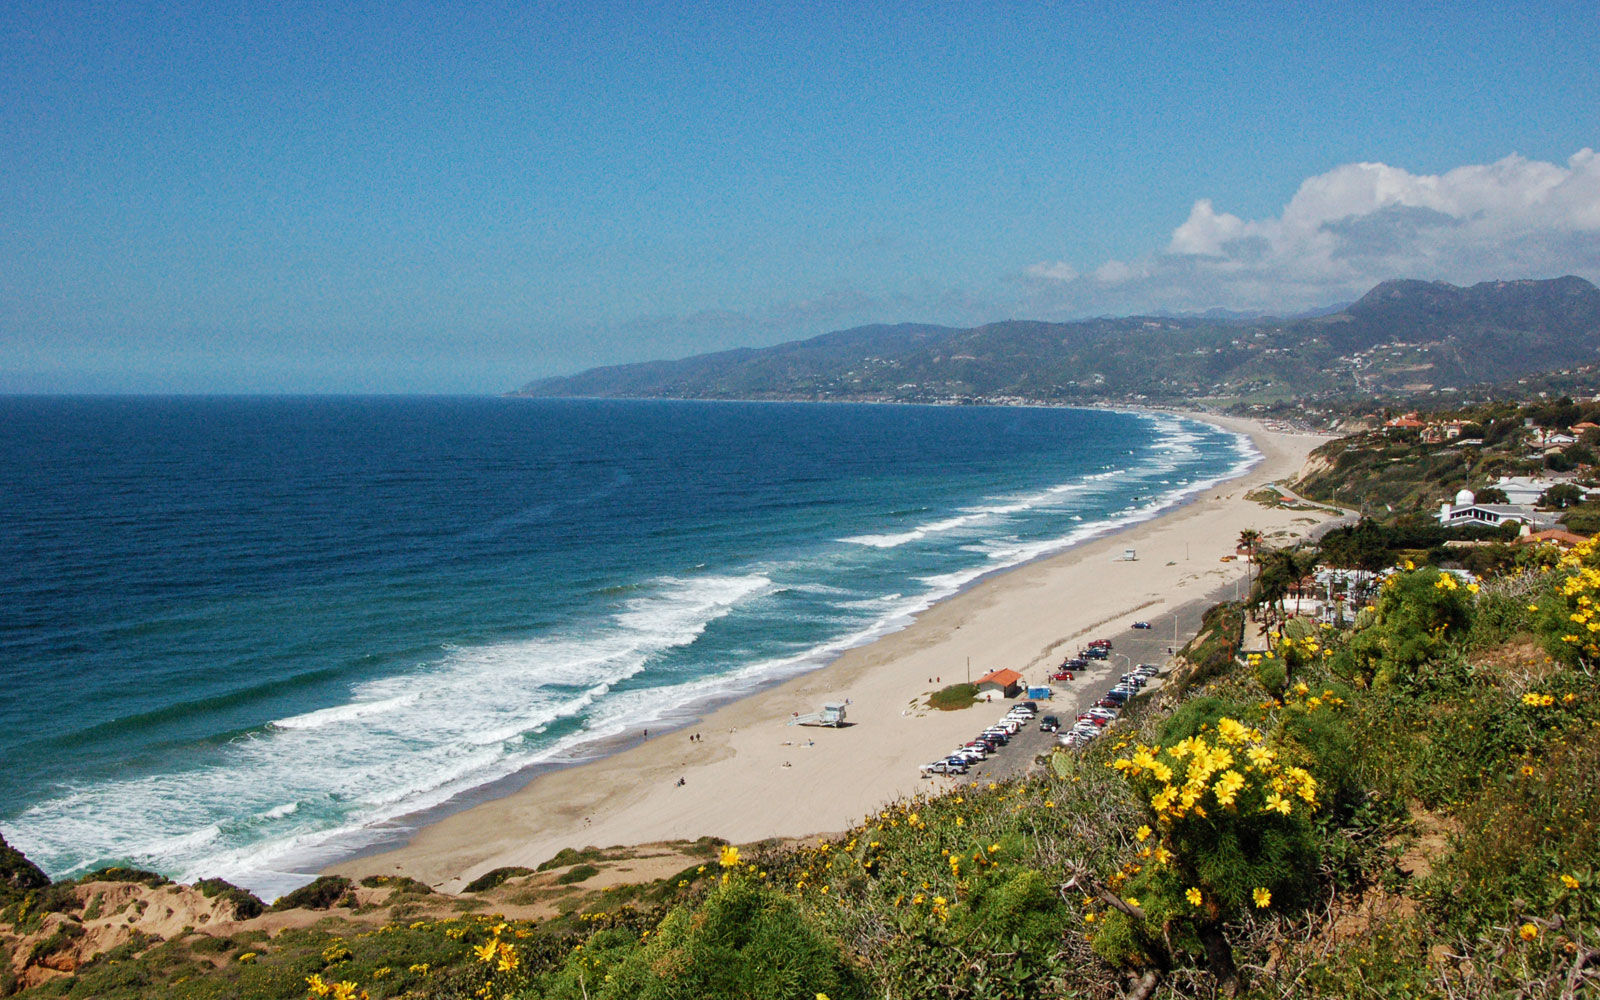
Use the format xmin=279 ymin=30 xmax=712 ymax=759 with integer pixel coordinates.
xmin=0 ymin=396 xmax=1254 ymax=898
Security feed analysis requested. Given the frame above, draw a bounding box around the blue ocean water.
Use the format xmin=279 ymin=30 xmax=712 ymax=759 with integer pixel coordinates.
xmin=0 ymin=397 xmax=1253 ymax=897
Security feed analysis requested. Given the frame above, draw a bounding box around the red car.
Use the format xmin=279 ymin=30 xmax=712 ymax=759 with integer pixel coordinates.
xmin=1087 ymin=638 xmax=1112 ymax=649
xmin=1050 ymin=670 xmax=1075 ymax=682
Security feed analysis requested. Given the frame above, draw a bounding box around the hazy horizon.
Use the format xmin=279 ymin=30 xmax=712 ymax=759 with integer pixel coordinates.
xmin=4 ymin=4 xmax=1599 ymax=393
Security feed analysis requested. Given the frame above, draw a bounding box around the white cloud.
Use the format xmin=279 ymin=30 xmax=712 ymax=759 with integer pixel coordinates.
xmin=1024 ymin=149 xmax=1600 ymax=314
xmin=1024 ymin=260 xmax=1079 ymax=282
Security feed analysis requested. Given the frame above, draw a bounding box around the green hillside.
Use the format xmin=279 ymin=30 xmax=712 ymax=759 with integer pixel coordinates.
xmin=515 ymin=277 xmax=1600 ymax=406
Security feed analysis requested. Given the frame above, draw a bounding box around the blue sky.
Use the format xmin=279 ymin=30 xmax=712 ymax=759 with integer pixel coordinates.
xmin=3 ymin=2 xmax=1598 ymax=393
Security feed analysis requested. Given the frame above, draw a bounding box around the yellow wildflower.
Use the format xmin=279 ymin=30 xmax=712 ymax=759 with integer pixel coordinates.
xmin=1253 ymin=887 xmax=1271 ymax=908
xmin=1519 ymin=922 xmax=1540 ymax=942
xmin=719 ymin=845 xmax=741 ymax=868
xmin=1186 ymin=887 xmax=1203 ymax=906
xmin=1135 ymin=824 xmax=1152 ymax=842
xmin=1562 ymin=874 xmax=1580 ymax=889
xmin=1213 ymin=769 xmax=1245 ymax=807
xmin=474 ymin=940 xmax=498 ymax=962
xmin=306 ymin=975 xmax=332 ymax=998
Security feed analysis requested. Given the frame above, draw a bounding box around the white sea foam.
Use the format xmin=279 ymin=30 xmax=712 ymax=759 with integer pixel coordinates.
xmin=271 ymin=693 xmax=419 ymax=731
xmin=7 ymin=414 xmax=1261 ymax=903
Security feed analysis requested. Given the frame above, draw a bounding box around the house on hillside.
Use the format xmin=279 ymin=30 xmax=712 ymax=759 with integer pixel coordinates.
xmin=975 ymin=668 xmax=1024 ymax=700
xmin=1490 ymin=475 xmax=1591 ymax=505
xmin=1384 ymin=414 xmax=1425 ymax=435
xmin=1436 ymin=489 xmax=1558 ymax=531
xmin=1514 ymin=529 xmax=1590 ymax=549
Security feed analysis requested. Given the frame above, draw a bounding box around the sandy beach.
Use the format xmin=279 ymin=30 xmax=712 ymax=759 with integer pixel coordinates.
xmin=331 ymin=413 xmax=1336 ymax=891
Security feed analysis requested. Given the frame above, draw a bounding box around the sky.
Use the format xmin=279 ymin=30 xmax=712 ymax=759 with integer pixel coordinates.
xmin=2 ymin=2 xmax=1598 ymax=393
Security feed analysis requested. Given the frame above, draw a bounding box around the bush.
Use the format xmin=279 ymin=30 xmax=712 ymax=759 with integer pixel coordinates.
xmin=926 ymin=683 xmax=978 ymax=710
xmin=1334 ymin=565 xmax=1473 ymax=689
xmin=463 ymin=866 xmax=536 ymax=892
xmin=0 ymin=834 xmax=49 ymax=905
xmin=541 ymin=878 xmax=868 ymax=1000
xmin=80 ymin=866 xmax=170 ymax=888
xmin=1254 ymin=655 xmax=1287 ymax=695
xmin=556 ymin=864 xmax=600 ymax=885
xmin=193 ymin=877 xmax=266 ymax=919
xmin=271 ymin=875 xmax=351 ymax=911
xmin=537 ymin=847 xmax=607 ymax=872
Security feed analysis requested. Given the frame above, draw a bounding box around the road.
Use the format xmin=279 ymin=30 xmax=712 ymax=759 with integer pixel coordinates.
xmin=927 ymin=488 xmax=1356 ymax=787
xmin=938 ymin=585 xmax=1235 ymax=786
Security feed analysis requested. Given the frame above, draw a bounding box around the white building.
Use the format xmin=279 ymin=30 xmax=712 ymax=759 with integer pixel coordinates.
xmin=1437 ymin=489 xmax=1558 ymax=530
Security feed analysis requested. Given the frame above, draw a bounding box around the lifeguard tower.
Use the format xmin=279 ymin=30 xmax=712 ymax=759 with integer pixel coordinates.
xmin=789 ymin=702 xmax=848 ymax=727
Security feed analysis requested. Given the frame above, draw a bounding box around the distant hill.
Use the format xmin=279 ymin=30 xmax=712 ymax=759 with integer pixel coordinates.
xmin=513 ymin=276 xmax=1600 ymax=405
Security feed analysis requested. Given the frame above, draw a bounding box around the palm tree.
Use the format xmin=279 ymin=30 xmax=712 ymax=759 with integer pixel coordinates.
xmin=1237 ymin=529 xmax=1262 ymax=619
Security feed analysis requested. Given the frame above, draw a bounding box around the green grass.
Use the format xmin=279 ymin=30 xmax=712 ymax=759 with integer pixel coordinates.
xmin=925 ymin=683 xmax=978 ymax=711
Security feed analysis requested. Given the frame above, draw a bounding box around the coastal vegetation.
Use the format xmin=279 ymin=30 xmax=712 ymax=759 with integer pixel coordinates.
xmin=926 ymin=683 xmax=979 ymax=711
xmin=1292 ymin=395 xmax=1600 ymax=524
xmin=6 ymin=532 xmax=1597 ymax=997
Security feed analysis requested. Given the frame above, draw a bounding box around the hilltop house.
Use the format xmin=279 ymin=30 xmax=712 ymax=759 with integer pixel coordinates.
xmin=1437 ymin=489 xmax=1558 ymax=531
xmin=1489 ymin=475 xmax=1591 ymax=505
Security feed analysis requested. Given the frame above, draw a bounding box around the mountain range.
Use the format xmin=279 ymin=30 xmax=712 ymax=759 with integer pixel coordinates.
xmin=513 ymin=276 xmax=1600 ymax=406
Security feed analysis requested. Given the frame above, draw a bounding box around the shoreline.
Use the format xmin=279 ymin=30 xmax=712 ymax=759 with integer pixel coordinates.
xmin=328 ymin=412 xmax=1336 ymax=891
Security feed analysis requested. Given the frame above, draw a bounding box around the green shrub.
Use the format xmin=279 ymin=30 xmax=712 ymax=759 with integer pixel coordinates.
xmin=556 ymin=864 xmax=600 ymax=885
xmin=193 ymin=877 xmax=266 ymax=919
xmin=1254 ymin=655 xmax=1287 ymax=694
xmin=0 ymin=833 xmax=49 ymax=906
xmin=1334 ymin=566 xmax=1472 ymax=689
xmin=80 ymin=866 xmax=170 ymax=888
xmin=542 ymin=878 xmax=868 ymax=1000
xmin=537 ymin=846 xmax=607 ymax=872
xmin=463 ymin=866 xmax=536 ymax=892
xmin=926 ymin=683 xmax=978 ymax=711
xmin=270 ymin=875 xmax=351 ymax=911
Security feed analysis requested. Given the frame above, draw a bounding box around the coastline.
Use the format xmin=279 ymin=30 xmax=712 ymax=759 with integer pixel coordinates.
xmin=329 ymin=413 xmax=1335 ymax=891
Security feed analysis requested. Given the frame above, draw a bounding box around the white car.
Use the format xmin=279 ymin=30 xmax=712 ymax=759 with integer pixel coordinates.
xmin=1006 ymin=707 xmax=1036 ymax=719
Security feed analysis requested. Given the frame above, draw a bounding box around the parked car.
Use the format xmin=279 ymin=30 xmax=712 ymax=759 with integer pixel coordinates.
xmin=1084 ymin=647 xmax=1109 ymax=660
xmin=1062 ymin=658 xmax=1088 ymax=669
xmin=1006 ymin=707 xmax=1035 ymax=720
xmin=1050 ymin=670 xmax=1075 ymax=681
xmin=1039 ymin=715 xmax=1060 ymax=732
xmin=1094 ymin=697 xmax=1122 ymax=709
xmin=1131 ymin=621 xmax=1152 ymax=629
xmin=1087 ymin=639 xmax=1113 ymax=649
xmin=1020 ymin=701 xmax=1040 ymax=712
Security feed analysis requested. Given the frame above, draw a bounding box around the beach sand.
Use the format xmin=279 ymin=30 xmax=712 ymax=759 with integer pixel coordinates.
xmin=331 ymin=414 xmax=1336 ymax=891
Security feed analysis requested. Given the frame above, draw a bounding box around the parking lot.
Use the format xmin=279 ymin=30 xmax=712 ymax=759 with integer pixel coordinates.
xmin=926 ymin=586 xmax=1228 ymax=787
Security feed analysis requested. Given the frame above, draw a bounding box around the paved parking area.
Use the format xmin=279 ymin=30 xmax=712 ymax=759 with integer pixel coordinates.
xmin=932 ymin=586 xmax=1231 ymax=787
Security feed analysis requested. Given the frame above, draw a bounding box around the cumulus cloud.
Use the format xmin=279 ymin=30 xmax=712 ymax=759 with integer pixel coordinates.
xmin=1024 ymin=149 xmax=1600 ymax=314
